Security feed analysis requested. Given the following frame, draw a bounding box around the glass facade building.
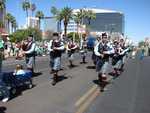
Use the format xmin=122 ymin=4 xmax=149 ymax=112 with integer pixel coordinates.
xmin=84 ymin=12 xmax=124 ymax=34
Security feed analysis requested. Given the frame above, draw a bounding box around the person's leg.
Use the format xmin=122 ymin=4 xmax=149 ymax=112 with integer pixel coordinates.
xmin=52 ymin=57 xmax=60 ymax=85
xmin=27 ymin=57 xmax=34 ymax=74
xmin=49 ymin=54 xmax=54 ymax=73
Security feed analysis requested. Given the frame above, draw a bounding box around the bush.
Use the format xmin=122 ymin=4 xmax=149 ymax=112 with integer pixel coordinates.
xmin=10 ymin=27 xmax=42 ymax=42
xmin=67 ymin=32 xmax=80 ymax=42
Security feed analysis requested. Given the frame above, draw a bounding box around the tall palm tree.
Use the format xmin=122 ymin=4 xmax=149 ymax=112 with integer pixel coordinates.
xmin=10 ymin=16 xmax=17 ymax=33
xmin=35 ymin=10 xmax=44 ymax=29
xmin=59 ymin=7 xmax=73 ymax=36
xmin=0 ymin=0 xmax=6 ymax=28
xmin=5 ymin=13 xmax=12 ymax=33
xmin=73 ymin=12 xmax=82 ymax=34
xmin=22 ymin=1 xmax=30 ymax=19
xmin=0 ymin=0 xmax=6 ymax=12
xmin=51 ymin=6 xmax=59 ymax=16
xmin=85 ymin=10 xmax=96 ymax=25
xmin=30 ymin=3 xmax=36 ymax=16
xmin=50 ymin=6 xmax=62 ymax=32
xmin=84 ymin=10 xmax=96 ymax=34
xmin=0 ymin=20 xmax=4 ymax=28
xmin=12 ymin=20 xmax=17 ymax=32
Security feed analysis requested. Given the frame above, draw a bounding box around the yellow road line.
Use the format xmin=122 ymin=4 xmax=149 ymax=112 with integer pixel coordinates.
xmin=75 ymin=88 xmax=100 ymax=113
xmin=75 ymin=85 xmax=98 ymax=107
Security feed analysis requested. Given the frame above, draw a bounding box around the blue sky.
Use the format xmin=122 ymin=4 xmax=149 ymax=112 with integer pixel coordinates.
xmin=6 ymin=0 xmax=150 ymax=42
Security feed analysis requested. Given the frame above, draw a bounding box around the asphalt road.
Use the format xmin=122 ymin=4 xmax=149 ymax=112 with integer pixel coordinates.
xmin=86 ymin=55 xmax=150 ymax=113
xmin=1 ymin=52 xmax=150 ymax=113
xmin=0 ymin=52 xmax=99 ymax=113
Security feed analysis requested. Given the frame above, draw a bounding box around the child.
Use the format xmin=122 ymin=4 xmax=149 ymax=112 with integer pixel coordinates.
xmin=13 ymin=64 xmax=26 ymax=76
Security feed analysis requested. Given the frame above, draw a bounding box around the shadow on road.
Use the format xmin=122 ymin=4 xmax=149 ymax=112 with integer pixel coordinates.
xmin=0 ymin=106 xmax=7 ymax=113
xmin=32 ymin=72 xmax=42 ymax=77
xmin=86 ymin=66 xmax=96 ymax=69
xmin=57 ymin=75 xmax=68 ymax=83
xmin=68 ymin=65 xmax=79 ymax=69
xmin=93 ymin=80 xmax=99 ymax=85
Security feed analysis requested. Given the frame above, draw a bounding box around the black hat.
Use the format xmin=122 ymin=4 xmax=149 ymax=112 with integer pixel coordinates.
xmin=53 ymin=32 xmax=59 ymax=37
xmin=102 ymin=32 xmax=107 ymax=37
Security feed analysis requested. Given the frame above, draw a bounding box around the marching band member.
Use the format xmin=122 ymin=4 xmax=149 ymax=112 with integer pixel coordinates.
xmin=112 ymin=40 xmax=124 ymax=77
xmin=48 ymin=33 xmax=64 ymax=86
xmin=94 ymin=33 xmax=114 ymax=92
xmin=67 ymin=39 xmax=78 ymax=67
xmin=80 ymin=34 xmax=88 ymax=64
xmin=22 ymin=35 xmax=36 ymax=74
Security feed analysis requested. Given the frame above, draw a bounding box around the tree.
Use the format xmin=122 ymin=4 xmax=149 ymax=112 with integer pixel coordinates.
xmin=51 ymin=6 xmax=59 ymax=16
xmin=30 ymin=3 xmax=36 ymax=16
xmin=59 ymin=7 xmax=73 ymax=36
xmin=138 ymin=41 xmax=145 ymax=48
xmin=50 ymin=6 xmax=62 ymax=32
xmin=85 ymin=10 xmax=96 ymax=25
xmin=22 ymin=1 xmax=30 ymax=19
xmin=0 ymin=0 xmax=6 ymax=28
xmin=73 ymin=12 xmax=82 ymax=35
xmin=10 ymin=27 xmax=42 ymax=42
xmin=35 ymin=10 xmax=44 ymax=29
xmin=67 ymin=32 xmax=80 ymax=42
xmin=84 ymin=9 xmax=96 ymax=34
xmin=0 ymin=20 xmax=4 ymax=28
xmin=0 ymin=0 xmax=6 ymax=11
xmin=5 ymin=13 xmax=12 ymax=33
xmin=11 ymin=17 xmax=17 ymax=32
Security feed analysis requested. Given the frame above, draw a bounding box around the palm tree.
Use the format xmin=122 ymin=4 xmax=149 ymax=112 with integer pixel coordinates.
xmin=5 ymin=13 xmax=12 ymax=33
xmin=0 ymin=20 xmax=4 ymax=28
xmin=0 ymin=0 xmax=6 ymax=28
xmin=73 ymin=12 xmax=82 ymax=35
xmin=0 ymin=0 xmax=6 ymax=11
xmin=10 ymin=16 xmax=17 ymax=33
xmin=51 ymin=6 xmax=59 ymax=16
xmin=35 ymin=10 xmax=44 ymax=29
xmin=12 ymin=20 xmax=17 ymax=32
xmin=30 ymin=3 xmax=36 ymax=16
xmin=59 ymin=7 xmax=73 ymax=36
xmin=22 ymin=0 xmax=30 ymax=18
xmin=50 ymin=6 xmax=62 ymax=32
xmin=85 ymin=10 xmax=96 ymax=25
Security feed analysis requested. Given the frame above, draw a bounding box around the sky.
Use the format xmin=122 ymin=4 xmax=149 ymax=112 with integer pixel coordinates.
xmin=6 ymin=0 xmax=150 ymax=43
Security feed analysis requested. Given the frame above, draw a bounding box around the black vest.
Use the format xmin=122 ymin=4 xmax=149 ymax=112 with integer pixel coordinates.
xmin=98 ymin=42 xmax=110 ymax=61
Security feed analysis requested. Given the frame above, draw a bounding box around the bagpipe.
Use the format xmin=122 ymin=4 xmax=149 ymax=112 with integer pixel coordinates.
xmin=98 ymin=43 xmax=111 ymax=59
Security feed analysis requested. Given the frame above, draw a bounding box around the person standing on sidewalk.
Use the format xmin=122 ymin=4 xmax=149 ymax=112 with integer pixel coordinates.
xmin=48 ymin=33 xmax=64 ymax=85
xmin=22 ymin=35 xmax=36 ymax=74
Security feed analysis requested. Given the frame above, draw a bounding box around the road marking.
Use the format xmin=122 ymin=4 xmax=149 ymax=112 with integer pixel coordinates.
xmin=75 ymin=85 xmax=98 ymax=107
xmin=75 ymin=87 xmax=100 ymax=113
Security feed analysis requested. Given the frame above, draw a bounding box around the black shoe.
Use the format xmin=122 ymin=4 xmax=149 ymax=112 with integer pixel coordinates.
xmin=52 ymin=81 xmax=56 ymax=86
xmin=50 ymin=70 xmax=55 ymax=74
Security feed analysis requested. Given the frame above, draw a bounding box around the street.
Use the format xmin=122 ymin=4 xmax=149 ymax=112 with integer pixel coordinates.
xmin=0 ymin=53 xmax=150 ymax=113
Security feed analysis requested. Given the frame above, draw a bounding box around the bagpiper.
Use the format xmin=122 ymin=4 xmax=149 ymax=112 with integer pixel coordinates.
xmin=48 ymin=33 xmax=64 ymax=85
xmin=94 ymin=33 xmax=114 ymax=92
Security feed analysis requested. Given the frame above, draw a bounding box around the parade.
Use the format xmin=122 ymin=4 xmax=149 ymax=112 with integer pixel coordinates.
xmin=0 ymin=0 xmax=150 ymax=113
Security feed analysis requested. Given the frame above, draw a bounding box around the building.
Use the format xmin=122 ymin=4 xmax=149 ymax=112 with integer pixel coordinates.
xmin=42 ymin=17 xmax=60 ymax=39
xmin=63 ymin=8 xmax=124 ymax=35
xmin=26 ymin=17 xmax=39 ymax=28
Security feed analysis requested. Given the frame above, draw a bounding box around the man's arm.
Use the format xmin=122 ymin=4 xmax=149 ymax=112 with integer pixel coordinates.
xmin=25 ymin=43 xmax=36 ymax=54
